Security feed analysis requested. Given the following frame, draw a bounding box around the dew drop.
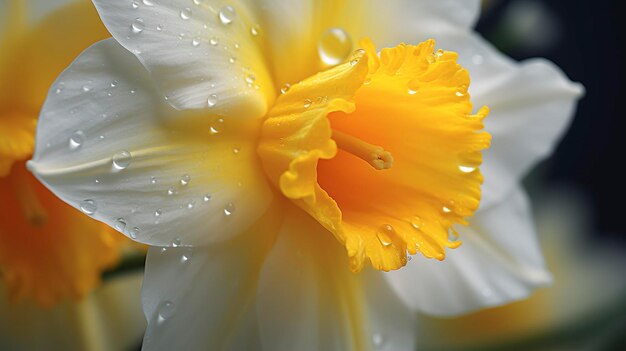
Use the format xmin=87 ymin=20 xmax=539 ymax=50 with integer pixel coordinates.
xmin=203 ymin=194 xmax=212 ymax=202
xmin=167 ymin=187 xmax=177 ymax=196
xmin=142 ymin=0 xmax=154 ymax=6
xmin=303 ymin=98 xmax=312 ymax=108
xmin=150 ymin=176 xmax=158 ymax=184
xmin=349 ymin=49 xmax=365 ymax=66
xmin=191 ymin=37 xmax=201 ymax=47
xmin=131 ymin=1 xmax=139 ymax=9
xmin=79 ymin=200 xmax=97 ymax=215
xmin=68 ymin=130 xmax=85 ymax=150
xmin=372 ymin=333 xmax=385 ymax=348
xmin=317 ymin=28 xmax=352 ymax=66
xmin=409 ymin=216 xmax=423 ymax=230
xmin=280 ymin=83 xmax=291 ymax=94
xmin=180 ymin=8 xmax=192 ymax=20
xmin=245 ymin=74 xmax=256 ymax=84
xmin=228 ymin=56 xmax=236 ymax=64
xmin=156 ymin=24 xmax=163 ymax=31
xmin=207 ymin=94 xmax=218 ymax=107
xmin=472 ymin=54 xmax=484 ymax=65
xmin=223 ymin=202 xmax=235 ymax=216
xmin=157 ymin=301 xmax=175 ymax=322
xmin=110 ymin=80 xmax=118 ymax=88
xmin=455 ymin=91 xmax=465 ymax=97
xmin=131 ymin=18 xmax=145 ymax=33
xmin=180 ymin=174 xmax=191 ymax=186
xmin=218 ymin=5 xmax=236 ymax=25
xmin=125 ymin=226 xmax=137 ymax=238
xmin=82 ymin=84 xmax=93 ymax=92
xmin=209 ymin=117 xmax=224 ymax=134
xmin=154 ymin=209 xmax=162 ymax=217
xmin=232 ymin=147 xmax=240 ymax=155
xmin=172 ymin=237 xmax=182 ymax=247
xmin=408 ymin=88 xmax=418 ymax=95
xmin=114 ymin=218 xmax=127 ymax=231
xmin=55 ymin=83 xmax=65 ymax=94
xmin=209 ymin=36 xmax=219 ymax=46
xmin=181 ymin=248 xmax=193 ymax=263
xmin=186 ymin=201 xmax=195 ymax=209
xmin=442 ymin=206 xmax=452 ymax=213
xmin=376 ymin=224 xmax=394 ymax=247
xmin=250 ymin=25 xmax=260 ymax=36
xmin=458 ymin=165 xmax=476 ymax=173
xmin=112 ymin=150 xmax=132 ymax=170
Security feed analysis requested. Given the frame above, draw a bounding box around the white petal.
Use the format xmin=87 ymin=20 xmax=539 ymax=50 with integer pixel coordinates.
xmin=140 ymin=205 xmax=283 ymax=351
xmin=256 ymin=207 xmax=415 ymax=351
xmin=247 ymin=0 xmax=480 ymax=84
xmin=92 ymin=0 xmax=273 ymax=113
xmin=385 ymin=186 xmax=552 ymax=317
xmin=29 ymin=39 xmax=273 ymax=247
xmin=433 ymin=32 xmax=584 ymax=210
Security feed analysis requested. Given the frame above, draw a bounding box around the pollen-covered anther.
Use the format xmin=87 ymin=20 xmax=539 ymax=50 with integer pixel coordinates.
xmin=332 ymin=129 xmax=394 ymax=170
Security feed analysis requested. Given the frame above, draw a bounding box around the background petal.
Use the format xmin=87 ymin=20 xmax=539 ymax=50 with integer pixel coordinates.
xmin=92 ymin=0 xmax=273 ymax=113
xmin=385 ymin=186 xmax=552 ymax=317
xmin=140 ymin=202 xmax=283 ymax=351
xmin=29 ymin=38 xmax=274 ymax=247
xmin=256 ymin=207 xmax=415 ymax=351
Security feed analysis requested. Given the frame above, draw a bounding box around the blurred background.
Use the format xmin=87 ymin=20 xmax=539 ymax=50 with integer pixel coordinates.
xmin=1 ymin=0 xmax=625 ymax=350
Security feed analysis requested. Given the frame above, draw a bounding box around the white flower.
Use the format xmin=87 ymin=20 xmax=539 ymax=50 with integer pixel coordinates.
xmin=26 ymin=0 xmax=582 ymax=350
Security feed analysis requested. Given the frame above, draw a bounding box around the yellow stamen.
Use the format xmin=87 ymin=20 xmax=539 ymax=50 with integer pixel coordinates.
xmin=332 ymin=129 xmax=394 ymax=170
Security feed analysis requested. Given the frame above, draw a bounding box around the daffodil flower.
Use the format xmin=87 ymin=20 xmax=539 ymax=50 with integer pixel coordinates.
xmin=28 ymin=0 xmax=582 ymax=349
xmin=0 ymin=0 xmax=127 ymax=306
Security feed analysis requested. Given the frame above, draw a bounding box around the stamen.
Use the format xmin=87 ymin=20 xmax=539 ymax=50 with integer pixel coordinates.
xmin=332 ymin=130 xmax=393 ymax=170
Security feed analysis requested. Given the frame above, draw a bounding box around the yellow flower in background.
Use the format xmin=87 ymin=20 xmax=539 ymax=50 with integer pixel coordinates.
xmin=27 ymin=0 xmax=582 ymax=350
xmin=0 ymin=0 xmax=127 ymax=306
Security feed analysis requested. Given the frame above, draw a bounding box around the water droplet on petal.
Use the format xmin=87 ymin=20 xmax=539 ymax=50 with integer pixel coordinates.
xmin=455 ymin=91 xmax=465 ymax=97
xmin=180 ymin=174 xmax=191 ymax=186
xmin=80 ymin=200 xmax=97 ymax=215
xmin=114 ymin=218 xmax=127 ymax=231
xmin=303 ymin=99 xmax=312 ymax=108
xmin=376 ymin=224 xmax=394 ymax=247
xmin=250 ymin=25 xmax=260 ymax=36
xmin=372 ymin=333 xmax=385 ymax=348
xmin=131 ymin=1 xmax=139 ymax=9
xmin=280 ymin=83 xmax=291 ymax=94
xmin=110 ymin=80 xmax=119 ymax=88
xmin=209 ymin=116 xmax=224 ymax=134
xmin=408 ymin=88 xmax=418 ymax=95
xmin=218 ymin=5 xmax=236 ymax=25
xmin=82 ymin=84 xmax=93 ymax=92
xmin=131 ymin=18 xmax=145 ymax=33
xmin=207 ymin=94 xmax=218 ymax=108
xmin=409 ymin=216 xmax=423 ymax=230
xmin=167 ymin=187 xmax=177 ymax=196
xmin=68 ymin=130 xmax=85 ymax=150
xmin=156 ymin=24 xmax=163 ymax=31
xmin=245 ymin=74 xmax=256 ymax=84
xmin=154 ymin=209 xmax=162 ymax=217
xmin=112 ymin=150 xmax=132 ymax=170
xmin=203 ymin=194 xmax=212 ymax=202
xmin=209 ymin=36 xmax=219 ymax=46
xmin=150 ymin=176 xmax=157 ymax=184
xmin=459 ymin=165 xmax=476 ymax=173
xmin=186 ymin=201 xmax=195 ymax=209
xmin=349 ymin=49 xmax=365 ymax=66
xmin=142 ymin=0 xmax=154 ymax=6
xmin=180 ymin=8 xmax=192 ymax=20
xmin=223 ymin=202 xmax=235 ymax=216
xmin=232 ymin=147 xmax=240 ymax=155
xmin=157 ymin=301 xmax=175 ymax=322
xmin=129 ymin=226 xmax=140 ymax=239
xmin=472 ymin=54 xmax=484 ymax=65
xmin=172 ymin=237 xmax=182 ymax=247
xmin=318 ymin=27 xmax=353 ymax=66
xmin=181 ymin=248 xmax=193 ymax=263
xmin=192 ymin=37 xmax=201 ymax=47
xmin=442 ymin=206 xmax=452 ymax=213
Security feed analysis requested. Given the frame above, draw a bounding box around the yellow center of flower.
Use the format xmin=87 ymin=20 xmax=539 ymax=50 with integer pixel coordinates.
xmin=259 ymin=38 xmax=490 ymax=272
